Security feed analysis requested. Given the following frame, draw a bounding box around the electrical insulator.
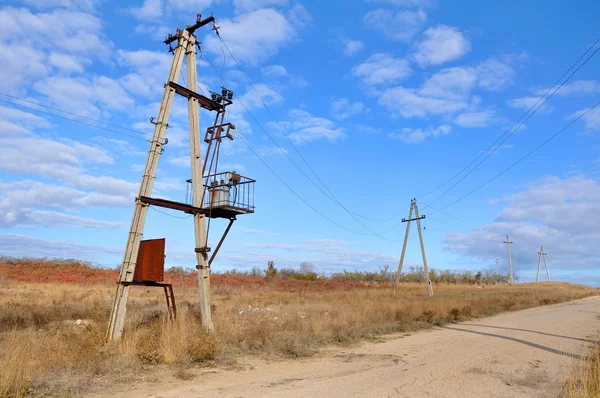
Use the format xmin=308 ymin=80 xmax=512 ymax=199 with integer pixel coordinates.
xmin=221 ymin=88 xmax=227 ymax=96
xmin=227 ymin=90 xmax=233 ymax=99
xmin=211 ymin=92 xmax=217 ymax=101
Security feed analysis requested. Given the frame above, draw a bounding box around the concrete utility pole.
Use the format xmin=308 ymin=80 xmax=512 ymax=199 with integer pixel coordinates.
xmin=393 ymin=201 xmax=413 ymax=293
xmin=495 ymin=259 xmax=499 ymax=275
xmin=394 ymin=199 xmax=433 ymax=297
xmin=107 ymin=31 xmax=187 ymax=341
xmin=186 ymin=34 xmax=214 ymax=333
xmin=536 ymin=246 xmax=550 ymax=282
xmin=504 ymin=235 xmax=514 ymax=284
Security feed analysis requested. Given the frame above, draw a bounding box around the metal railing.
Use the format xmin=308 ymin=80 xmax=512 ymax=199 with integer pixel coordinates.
xmin=202 ymin=171 xmax=255 ymax=213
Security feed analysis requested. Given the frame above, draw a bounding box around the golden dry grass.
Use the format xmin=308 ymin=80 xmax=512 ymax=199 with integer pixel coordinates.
xmin=564 ymin=340 xmax=600 ymax=397
xmin=0 ymin=280 xmax=596 ymax=397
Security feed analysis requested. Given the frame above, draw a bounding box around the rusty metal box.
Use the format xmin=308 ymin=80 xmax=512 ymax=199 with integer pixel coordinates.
xmin=133 ymin=238 xmax=165 ymax=282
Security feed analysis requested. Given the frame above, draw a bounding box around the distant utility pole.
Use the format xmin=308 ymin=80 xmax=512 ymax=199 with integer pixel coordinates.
xmin=536 ymin=246 xmax=550 ymax=282
xmin=394 ymin=199 xmax=433 ymax=297
xmin=504 ymin=235 xmax=514 ymax=284
xmin=495 ymin=259 xmax=499 ymax=275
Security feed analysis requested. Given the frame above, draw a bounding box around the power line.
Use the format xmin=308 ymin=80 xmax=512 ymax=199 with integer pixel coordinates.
xmin=418 ymin=37 xmax=600 ymax=206
xmin=422 ymin=40 xmax=600 ymax=210
xmin=429 ymin=101 xmax=600 ymax=214
xmin=149 ymin=205 xmax=192 ymax=219
xmin=234 ymin=131 xmax=380 ymax=236
xmin=199 ymin=42 xmax=403 ymax=242
xmin=418 ymin=200 xmax=472 ymax=225
xmin=426 ymin=216 xmax=463 ymax=230
xmin=217 ymin=34 xmax=397 ymax=222
xmin=0 ymin=98 xmax=152 ymax=143
xmin=212 ymin=32 xmax=420 ymax=241
xmin=0 ymin=92 xmax=154 ymax=139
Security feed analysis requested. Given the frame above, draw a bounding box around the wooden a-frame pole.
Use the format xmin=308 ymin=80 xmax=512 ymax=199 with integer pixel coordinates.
xmin=107 ymin=32 xmax=188 ymax=341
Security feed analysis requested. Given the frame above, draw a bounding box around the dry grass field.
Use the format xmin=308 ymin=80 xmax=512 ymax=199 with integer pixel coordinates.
xmin=564 ymin=341 xmax=600 ymax=397
xmin=0 ymin=276 xmax=597 ymax=397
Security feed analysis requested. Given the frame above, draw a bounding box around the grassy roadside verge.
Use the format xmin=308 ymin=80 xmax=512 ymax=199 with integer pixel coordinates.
xmin=564 ymin=339 xmax=600 ymax=397
xmin=0 ymin=281 xmax=597 ymax=397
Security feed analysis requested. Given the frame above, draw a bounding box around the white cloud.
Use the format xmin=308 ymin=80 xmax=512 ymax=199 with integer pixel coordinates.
xmin=134 ymin=23 xmax=170 ymax=42
xmin=21 ymin=0 xmax=100 ymax=11
xmin=420 ymin=67 xmax=477 ymax=99
xmin=571 ymin=107 xmax=600 ymax=132
xmin=444 ymin=175 xmax=600 ymax=274
xmin=203 ymin=7 xmax=310 ymax=65
xmin=118 ymin=49 xmax=173 ymax=98
xmin=342 ymin=39 xmax=364 ymax=57
xmin=330 ymin=98 xmax=366 ymax=120
xmin=255 ymin=145 xmax=288 ymax=157
xmin=0 ymin=42 xmax=49 ymax=92
xmin=351 ymin=53 xmax=412 ymax=85
xmin=476 ymin=58 xmax=515 ymax=91
xmin=94 ymin=137 xmax=146 ymax=157
xmin=260 ymin=65 xmax=308 ymax=87
xmin=48 ymin=52 xmax=87 ymax=74
xmin=129 ymin=0 xmax=215 ymax=20
xmin=25 ymin=211 xmax=124 ymax=228
xmin=413 ymin=25 xmax=470 ymax=67
xmin=507 ymin=96 xmax=540 ymax=110
xmin=367 ymin=0 xmax=434 ymax=6
xmin=129 ymin=0 xmax=163 ymax=20
xmin=388 ymin=125 xmax=450 ymax=143
xmin=283 ymin=109 xmax=345 ymax=144
xmin=355 ymin=124 xmax=383 ymax=135
xmin=454 ymin=111 xmax=498 ymax=128
xmin=363 ymin=9 xmax=426 ymax=42
xmin=286 ymin=3 xmax=312 ymax=29
xmin=262 ymin=65 xmax=289 ymax=77
xmin=238 ymin=83 xmax=284 ymax=109
xmin=0 ymin=106 xmax=52 ymax=128
xmin=237 ymin=227 xmax=279 ymax=236
xmin=379 ymin=86 xmax=468 ymax=118
xmin=0 ymin=134 xmax=112 ymax=180
xmin=167 ymin=155 xmax=190 ymax=167
xmin=0 ymin=234 xmax=123 ymax=264
xmin=535 ymin=80 xmax=600 ymax=97
xmin=0 ymin=180 xmax=130 ymax=229
xmin=244 ymin=239 xmax=396 ymax=272
xmin=378 ymin=57 xmax=515 ymax=120
xmin=33 ymin=76 xmax=134 ymax=118
xmin=0 ymin=7 xmax=111 ymax=58
xmin=233 ymin=0 xmax=288 ymax=13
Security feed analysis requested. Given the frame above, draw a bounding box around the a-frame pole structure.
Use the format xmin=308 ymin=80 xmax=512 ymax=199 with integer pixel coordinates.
xmin=107 ymin=33 xmax=187 ymax=341
xmin=536 ymin=246 xmax=550 ymax=282
xmin=108 ymin=17 xmax=218 ymax=341
xmin=394 ymin=199 xmax=433 ymax=297
xmin=504 ymin=235 xmax=514 ymax=285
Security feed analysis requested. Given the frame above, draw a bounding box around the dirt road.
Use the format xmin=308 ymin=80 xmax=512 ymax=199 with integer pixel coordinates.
xmin=94 ymin=297 xmax=600 ymax=398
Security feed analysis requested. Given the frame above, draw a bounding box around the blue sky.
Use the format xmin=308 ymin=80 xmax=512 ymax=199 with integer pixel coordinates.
xmin=1 ymin=0 xmax=600 ymax=285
